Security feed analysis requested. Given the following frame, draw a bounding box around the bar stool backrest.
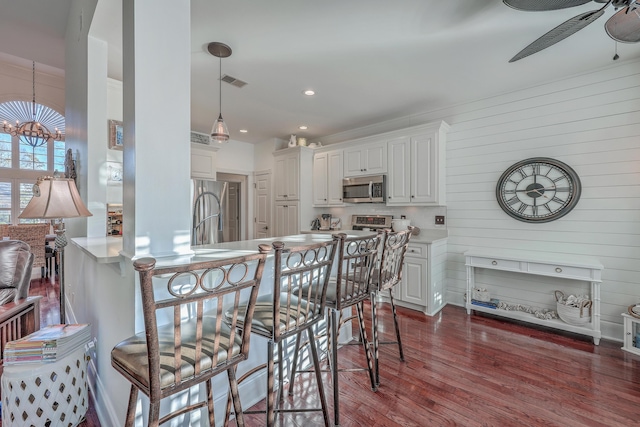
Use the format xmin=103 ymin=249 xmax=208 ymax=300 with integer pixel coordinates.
xmin=376 ymin=227 xmax=414 ymax=292
xmin=270 ymin=237 xmax=339 ymax=343
xmin=332 ymin=233 xmax=380 ymax=311
xmin=113 ymin=247 xmax=269 ymax=404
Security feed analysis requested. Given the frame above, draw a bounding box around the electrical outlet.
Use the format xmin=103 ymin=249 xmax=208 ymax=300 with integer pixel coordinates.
xmin=435 ymin=215 xmax=445 ymax=225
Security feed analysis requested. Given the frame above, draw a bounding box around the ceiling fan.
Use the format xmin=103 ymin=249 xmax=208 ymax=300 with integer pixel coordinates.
xmin=504 ymin=0 xmax=640 ymax=62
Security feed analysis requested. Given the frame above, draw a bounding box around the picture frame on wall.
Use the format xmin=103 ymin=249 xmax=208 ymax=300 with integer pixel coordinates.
xmin=107 ymin=161 xmax=123 ymax=184
xmin=108 ymin=119 xmax=123 ymax=150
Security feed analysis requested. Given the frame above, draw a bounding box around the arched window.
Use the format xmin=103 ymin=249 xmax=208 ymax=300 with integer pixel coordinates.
xmin=0 ymin=101 xmax=65 ymax=225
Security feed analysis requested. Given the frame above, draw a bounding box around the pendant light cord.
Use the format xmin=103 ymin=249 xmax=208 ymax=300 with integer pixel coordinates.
xmin=219 ymin=56 xmax=222 ymax=115
xmin=31 ymin=61 xmax=36 ymax=119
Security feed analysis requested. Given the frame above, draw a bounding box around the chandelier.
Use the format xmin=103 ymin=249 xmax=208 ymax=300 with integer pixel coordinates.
xmin=2 ymin=61 xmax=63 ymax=148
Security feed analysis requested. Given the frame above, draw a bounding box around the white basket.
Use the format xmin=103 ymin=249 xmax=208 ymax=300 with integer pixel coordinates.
xmin=554 ymin=290 xmax=592 ymax=326
xmin=472 ymin=288 xmax=491 ymax=302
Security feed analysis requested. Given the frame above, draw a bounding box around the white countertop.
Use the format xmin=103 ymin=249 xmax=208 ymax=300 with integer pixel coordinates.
xmin=300 ymin=228 xmax=448 ymax=244
xmin=71 ymin=229 xmax=448 ymax=266
xmin=71 ymin=236 xmax=124 ymax=264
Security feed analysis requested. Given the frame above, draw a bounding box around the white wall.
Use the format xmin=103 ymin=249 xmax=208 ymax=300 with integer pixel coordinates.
xmin=432 ymin=59 xmax=640 ymax=341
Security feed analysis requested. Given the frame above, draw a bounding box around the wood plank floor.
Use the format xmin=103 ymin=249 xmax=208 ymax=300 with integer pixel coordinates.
xmin=7 ymin=275 xmax=640 ymax=426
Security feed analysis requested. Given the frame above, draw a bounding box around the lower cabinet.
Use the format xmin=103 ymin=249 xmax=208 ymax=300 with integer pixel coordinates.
xmin=388 ymin=239 xmax=447 ymax=316
xmin=274 ymin=201 xmax=299 ymax=237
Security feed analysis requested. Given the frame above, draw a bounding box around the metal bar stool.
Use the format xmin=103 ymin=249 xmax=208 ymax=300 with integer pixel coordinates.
xmin=226 ymin=238 xmax=339 ymax=427
xmin=371 ymin=226 xmax=414 ymax=387
xmin=288 ymin=232 xmax=381 ymax=426
xmin=111 ymin=247 xmax=269 ymax=427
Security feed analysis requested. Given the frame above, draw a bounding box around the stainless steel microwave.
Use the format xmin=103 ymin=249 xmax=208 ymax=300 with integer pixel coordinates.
xmin=343 ymin=175 xmax=386 ymax=203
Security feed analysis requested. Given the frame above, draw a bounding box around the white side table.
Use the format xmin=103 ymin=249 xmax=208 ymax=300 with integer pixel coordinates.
xmin=1 ymin=346 xmax=88 ymax=427
xmin=622 ymin=313 xmax=640 ymax=356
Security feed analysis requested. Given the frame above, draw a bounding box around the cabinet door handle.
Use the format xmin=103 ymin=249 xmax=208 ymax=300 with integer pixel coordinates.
xmin=555 ymin=267 xmax=563 ymax=273
xmin=492 ymin=260 xmax=498 ymax=265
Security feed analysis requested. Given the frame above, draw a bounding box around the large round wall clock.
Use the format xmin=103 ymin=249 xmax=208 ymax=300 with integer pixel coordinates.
xmin=496 ymin=157 xmax=581 ymax=223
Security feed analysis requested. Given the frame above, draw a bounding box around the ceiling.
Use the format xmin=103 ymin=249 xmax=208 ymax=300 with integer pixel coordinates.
xmin=1 ymin=0 xmax=639 ymax=144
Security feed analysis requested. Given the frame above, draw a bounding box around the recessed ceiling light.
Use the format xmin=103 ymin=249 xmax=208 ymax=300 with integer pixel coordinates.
xmin=299 ymin=125 xmax=308 ymax=130
xmin=303 ymin=90 xmax=315 ymax=96
xmin=239 ymin=129 xmax=248 ymax=133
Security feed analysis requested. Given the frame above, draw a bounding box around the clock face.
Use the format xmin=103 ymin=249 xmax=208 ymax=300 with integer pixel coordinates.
xmin=496 ymin=157 xmax=581 ymax=223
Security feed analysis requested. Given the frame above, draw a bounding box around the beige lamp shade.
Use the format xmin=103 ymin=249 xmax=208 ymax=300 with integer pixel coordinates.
xmin=19 ymin=177 xmax=92 ymax=219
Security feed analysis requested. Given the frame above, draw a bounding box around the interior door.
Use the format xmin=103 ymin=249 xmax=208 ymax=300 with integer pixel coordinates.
xmin=254 ymin=171 xmax=272 ymax=239
xmin=225 ymin=182 xmax=240 ymax=242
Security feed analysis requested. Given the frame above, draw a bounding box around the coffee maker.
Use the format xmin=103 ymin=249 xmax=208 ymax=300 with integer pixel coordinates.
xmin=319 ymin=214 xmax=331 ymax=231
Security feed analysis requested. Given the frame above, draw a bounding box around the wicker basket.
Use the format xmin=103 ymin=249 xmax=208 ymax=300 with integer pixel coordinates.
xmin=554 ymin=290 xmax=592 ymax=326
xmin=472 ymin=288 xmax=491 ymax=302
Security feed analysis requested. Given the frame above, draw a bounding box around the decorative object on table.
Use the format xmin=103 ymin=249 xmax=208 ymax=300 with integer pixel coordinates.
xmin=554 ymin=290 xmax=592 ymax=326
xmin=0 ymin=61 xmax=63 ymax=149
xmin=496 ymin=157 xmax=581 ymax=223
xmin=330 ymin=217 xmax=342 ymax=230
xmin=297 ymin=137 xmax=307 ymax=146
xmin=207 ymin=41 xmax=232 ymax=143
xmin=108 ymin=119 xmax=123 ymax=150
xmin=472 ymin=287 xmax=491 ymax=302
xmin=1 ymin=345 xmax=89 ymax=427
xmin=628 ymin=303 xmax=640 ymax=319
xmin=310 ymin=217 xmax=321 ymax=231
xmin=107 ymin=161 xmax=123 ymax=184
xmin=308 ymin=141 xmax=323 ymax=148
xmin=190 ymin=131 xmax=211 ymax=145
xmin=288 ymin=134 xmax=297 ymax=147
xmin=64 ymin=148 xmax=77 ymax=182
xmin=471 ymin=298 xmax=500 ymax=309
xmin=391 ymin=218 xmax=411 ymax=232
xmin=496 ymin=301 xmax=558 ymax=320
xmin=3 ymin=323 xmax=91 ymax=365
xmin=19 ymin=176 xmax=93 ymax=324
xmin=503 ymin=0 xmax=640 ymax=63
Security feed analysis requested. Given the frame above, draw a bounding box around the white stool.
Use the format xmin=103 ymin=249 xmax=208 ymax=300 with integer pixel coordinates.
xmin=1 ymin=346 xmax=88 ymax=427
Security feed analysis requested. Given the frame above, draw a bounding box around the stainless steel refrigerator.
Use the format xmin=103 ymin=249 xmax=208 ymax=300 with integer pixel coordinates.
xmin=191 ymin=179 xmax=228 ymax=246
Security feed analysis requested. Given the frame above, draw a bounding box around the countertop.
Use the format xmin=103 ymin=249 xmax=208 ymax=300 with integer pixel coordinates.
xmin=300 ymin=228 xmax=448 ymax=244
xmin=71 ymin=229 xmax=448 ymax=266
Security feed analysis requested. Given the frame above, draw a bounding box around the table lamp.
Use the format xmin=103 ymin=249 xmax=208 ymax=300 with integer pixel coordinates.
xmin=19 ymin=176 xmax=93 ymax=323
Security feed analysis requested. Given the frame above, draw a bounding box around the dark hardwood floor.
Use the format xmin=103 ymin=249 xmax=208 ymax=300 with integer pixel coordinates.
xmin=8 ymin=275 xmax=640 ymax=426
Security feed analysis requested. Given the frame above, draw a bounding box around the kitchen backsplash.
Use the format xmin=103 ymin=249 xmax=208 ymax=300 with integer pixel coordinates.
xmin=310 ymin=205 xmax=447 ymax=231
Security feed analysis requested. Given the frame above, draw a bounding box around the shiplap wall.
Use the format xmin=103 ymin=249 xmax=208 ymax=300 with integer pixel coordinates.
xmin=436 ymin=59 xmax=640 ymax=341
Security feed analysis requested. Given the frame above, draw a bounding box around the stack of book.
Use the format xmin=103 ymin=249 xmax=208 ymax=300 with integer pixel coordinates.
xmin=471 ymin=298 xmax=500 ymax=309
xmin=3 ymin=324 xmax=91 ymax=365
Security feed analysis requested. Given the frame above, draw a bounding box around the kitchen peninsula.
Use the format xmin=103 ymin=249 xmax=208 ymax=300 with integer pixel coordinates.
xmin=68 ymin=230 xmax=387 ymax=426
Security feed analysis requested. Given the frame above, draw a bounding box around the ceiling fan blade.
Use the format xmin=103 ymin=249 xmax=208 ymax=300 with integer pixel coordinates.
xmin=509 ymin=8 xmax=606 ymax=62
xmin=605 ymin=6 xmax=640 ymax=42
xmin=503 ymin=0 xmax=595 ymax=12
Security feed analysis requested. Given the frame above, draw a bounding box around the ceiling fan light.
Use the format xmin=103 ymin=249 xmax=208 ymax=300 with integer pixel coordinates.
xmin=210 ymin=113 xmax=229 ymax=143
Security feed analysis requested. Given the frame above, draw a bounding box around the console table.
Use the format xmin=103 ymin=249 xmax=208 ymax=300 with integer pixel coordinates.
xmin=465 ymin=250 xmax=603 ymax=344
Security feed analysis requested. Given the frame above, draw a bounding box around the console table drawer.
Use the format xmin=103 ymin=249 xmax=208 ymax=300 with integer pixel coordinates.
xmin=527 ymin=262 xmax=594 ymax=281
xmin=468 ymin=256 xmax=520 ymax=271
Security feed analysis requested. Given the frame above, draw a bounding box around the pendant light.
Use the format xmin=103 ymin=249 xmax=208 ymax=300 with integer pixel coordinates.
xmin=207 ymin=42 xmax=232 ymax=143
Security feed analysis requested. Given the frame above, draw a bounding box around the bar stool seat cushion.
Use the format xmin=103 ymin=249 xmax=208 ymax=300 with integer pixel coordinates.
xmin=227 ymin=293 xmax=319 ymax=337
xmin=111 ymin=316 xmax=242 ymax=389
xmin=299 ymin=278 xmax=368 ymax=307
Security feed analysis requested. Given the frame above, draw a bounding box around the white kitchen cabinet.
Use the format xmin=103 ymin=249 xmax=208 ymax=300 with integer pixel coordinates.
xmin=313 ymin=149 xmax=344 ymax=207
xmin=343 ymin=142 xmax=386 ymax=177
xmin=388 ymin=239 xmax=447 ymax=316
xmin=274 ymin=201 xmax=299 ymax=237
xmin=190 ymin=143 xmax=219 ymax=179
xmin=272 ymin=146 xmax=313 ymax=235
xmin=274 ymin=149 xmax=301 ymax=201
xmin=386 ymin=121 xmax=449 ymax=206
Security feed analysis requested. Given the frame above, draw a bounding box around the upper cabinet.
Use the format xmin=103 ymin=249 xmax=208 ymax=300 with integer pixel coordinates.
xmin=387 ymin=121 xmax=449 ymax=206
xmin=313 ymin=149 xmax=344 ymax=206
xmin=190 ymin=143 xmax=219 ymax=179
xmin=343 ymin=142 xmax=386 ymax=177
